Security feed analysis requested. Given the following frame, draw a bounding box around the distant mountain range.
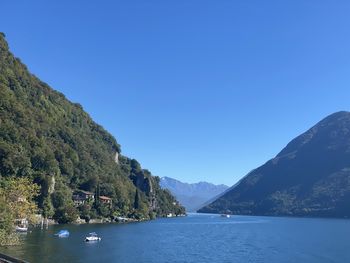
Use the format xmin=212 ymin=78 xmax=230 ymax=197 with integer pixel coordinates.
xmin=199 ymin=111 xmax=350 ymax=218
xmin=160 ymin=177 xmax=229 ymax=212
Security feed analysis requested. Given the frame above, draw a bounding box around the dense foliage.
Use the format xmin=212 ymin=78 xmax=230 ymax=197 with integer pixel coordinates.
xmin=0 ymin=33 xmax=184 ymax=224
xmin=0 ymin=177 xmax=40 ymax=245
xmin=199 ymin=112 xmax=350 ymax=218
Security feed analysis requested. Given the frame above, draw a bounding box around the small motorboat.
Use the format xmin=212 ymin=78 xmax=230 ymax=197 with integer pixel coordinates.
xmin=15 ymin=225 xmax=28 ymax=232
xmin=55 ymin=230 xmax=70 ymax=238
xmin=15 ymin=219 xmax=28 ymax=232
xmin=221 ymin=214 xmax=230 ymax=218
xmin=85 ymin=232 xmax=101 ymax=242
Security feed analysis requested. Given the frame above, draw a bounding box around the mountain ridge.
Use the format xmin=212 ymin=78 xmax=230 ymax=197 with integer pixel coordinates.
xmin=160 ymin=176 xmax=228 ymax=211
xmin=0 ymin=32 xmax=184 ymax=222
xmin=199 ymin=111 xmax=350 ymax=217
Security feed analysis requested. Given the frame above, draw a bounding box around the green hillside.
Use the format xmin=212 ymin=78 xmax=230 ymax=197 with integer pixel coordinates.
xmin=0 ymin=32 xmax=184 ymax=223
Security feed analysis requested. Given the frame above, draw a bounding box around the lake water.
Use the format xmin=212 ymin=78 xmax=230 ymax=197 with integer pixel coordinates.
xmin=1 ymin=213 xmax=350 ymax=263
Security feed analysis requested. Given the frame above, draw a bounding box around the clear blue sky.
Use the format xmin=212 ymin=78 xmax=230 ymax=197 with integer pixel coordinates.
xmin=1 ymin=1 xmax=350 ymax=186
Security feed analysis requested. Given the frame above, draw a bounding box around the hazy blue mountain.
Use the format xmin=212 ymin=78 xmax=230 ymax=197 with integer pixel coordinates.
xmin=160 ymin=177 xmax=229 ymax=211
xmin=199 ymin=111 xmax=350 ymax=218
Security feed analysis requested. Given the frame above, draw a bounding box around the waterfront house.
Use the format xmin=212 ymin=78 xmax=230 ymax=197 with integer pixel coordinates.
xmin=99 ymin=195 xmax=112 ymax=205
xmin=72 ymin=190 xmax=95 ymax=206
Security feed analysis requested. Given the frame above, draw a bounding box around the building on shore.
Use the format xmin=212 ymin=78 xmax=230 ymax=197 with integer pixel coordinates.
xmin=99 ymin=196 xmax=112 ymax=205
xmin=72 ymin=190 xmax=95 ymax=206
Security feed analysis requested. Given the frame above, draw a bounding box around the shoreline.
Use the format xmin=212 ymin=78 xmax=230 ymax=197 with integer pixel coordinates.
xmin=36 ymin=213 xmax=187 ymax=227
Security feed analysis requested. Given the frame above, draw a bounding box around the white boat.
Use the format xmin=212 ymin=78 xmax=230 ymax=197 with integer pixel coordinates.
xmin=15 ymin=225 xmax=28 ymax=232
xmin=15 ymin=219 xmax=28 ymax=232
xmin=85 ymin=232 xmax=101 ymax=242
xmin=221 ymin=214 xmax=230 ymax=218
xmin=55 ymin=230 xmax=70 ymax=238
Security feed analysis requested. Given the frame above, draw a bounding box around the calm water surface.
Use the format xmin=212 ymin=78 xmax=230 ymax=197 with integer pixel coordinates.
xmin=1 ymin=213 xmax=350 ymax=263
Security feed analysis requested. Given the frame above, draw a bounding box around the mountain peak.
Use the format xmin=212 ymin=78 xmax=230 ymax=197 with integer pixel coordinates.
xmin=199 ymin=111 xmax=350 ymax=217
xmin=276 ymin=111 xmax=350 ymax=158
xmin=324 ymin=110 xmax=350 ymax=118
xmin=316 ymin=111 xmax=350 ymax=128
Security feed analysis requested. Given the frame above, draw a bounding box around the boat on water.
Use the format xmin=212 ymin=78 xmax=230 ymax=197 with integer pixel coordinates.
xmin=15 ymin=219 xmax=28 ymax=232
xmin=85 ymin=232 xmax=101 ymax=242
xmin=55 ymin=230 xmax=70 ymax=238
xmin=15 ymin=225 xmax=28 ymax=232
xmin=221 ymin=214 xmax=231 ymax=218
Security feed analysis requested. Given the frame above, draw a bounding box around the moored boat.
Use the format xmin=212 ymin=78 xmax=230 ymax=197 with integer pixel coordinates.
xmin=85 ymin=232 xmax=101 ymax=242
xmin=15 ymin=219 xmax=28 ymax=232
xmin=55 ymin=230 xmax=70 ymax=238
xmin=15 ymin=225 xmax=28 ymax=232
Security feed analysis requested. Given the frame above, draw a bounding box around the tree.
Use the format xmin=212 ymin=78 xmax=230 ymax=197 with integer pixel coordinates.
xmin=0 ymin=177 xmax=40 ymax=223
xmin=54 ymin=204 xmax=78 ymax=224
xmin=42 ymin=196 xmax=54 ymax=219
xmin=0 ymin=177 xmax=40 ymax=245
xmin=78 ymin=204 xmax=92 ymax=222
xmin=51 ymin=180 xmax=78 ymax=223
xmin=134 ymin=189 xmax=140 ymax=210
xmin=0 ymin=195 xmax=13 ymax=233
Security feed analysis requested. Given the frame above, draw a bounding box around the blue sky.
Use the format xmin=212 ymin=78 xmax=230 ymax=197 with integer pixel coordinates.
xmin=1 ymin=1 xmax=350 ymax=185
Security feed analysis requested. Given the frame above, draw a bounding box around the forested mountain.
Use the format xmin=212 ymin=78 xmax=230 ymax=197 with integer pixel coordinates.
xmin=0 ymin=32 xmax=184 ymax=223
xmin=199 ymin=111 xmax=350 ymax=218
xmin=160 ymin=177 xmax=228 ymax=211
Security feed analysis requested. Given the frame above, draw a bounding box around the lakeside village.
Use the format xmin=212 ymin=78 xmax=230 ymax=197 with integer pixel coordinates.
xmin=0 ymin=175 xmax=185 ymax=247
xmin=16 ymin=189 xmax=181 ymax=232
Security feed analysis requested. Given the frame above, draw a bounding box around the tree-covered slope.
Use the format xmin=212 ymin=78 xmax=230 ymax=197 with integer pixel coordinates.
xmin=199 ymin=111 xmax=350 ymax=217
xmin=0 ymin=32 xmax=184 ymax=222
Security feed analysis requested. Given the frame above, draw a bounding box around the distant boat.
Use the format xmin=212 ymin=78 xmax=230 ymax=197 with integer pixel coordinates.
xmin=221 ymin=214 xmax=230 ymax=218
xmin=55 ymin=230 xmax=70 ymax=238
xmin=85 ymin=232 xmax=101 ymax=242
